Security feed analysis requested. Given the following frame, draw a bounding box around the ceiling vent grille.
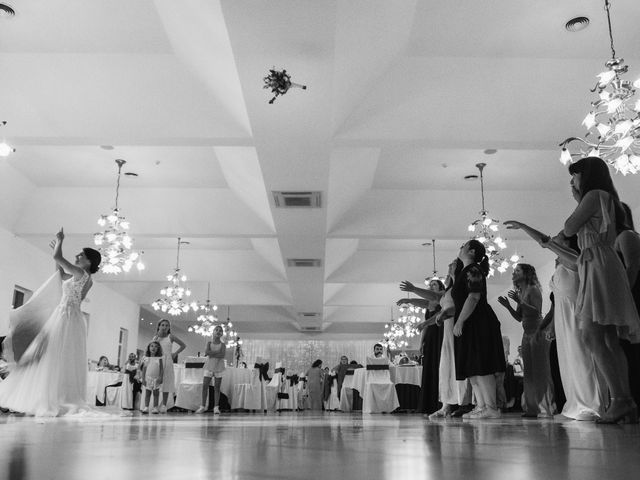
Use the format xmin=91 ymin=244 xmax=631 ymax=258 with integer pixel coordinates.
xmin=287 ymin=258 xmax=322 ymax=267
xmin=272 ymin=191 xmax=322 ymax=208
xmin=300 ymin=326 xmax=322 ymax=331
xmin=299 ymin=312 xmax=319 ymax=318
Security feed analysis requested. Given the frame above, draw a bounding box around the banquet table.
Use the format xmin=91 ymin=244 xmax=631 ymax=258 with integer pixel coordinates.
xmin=174 ymin=360 xmax=253 ymax=411
xmin=86 ymin=371 xmax=122 ymax=406
xmin=351 ymin=365 xmax=422 ymax=411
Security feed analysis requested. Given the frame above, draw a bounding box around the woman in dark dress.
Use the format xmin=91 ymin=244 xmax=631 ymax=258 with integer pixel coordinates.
xmin=398 ymin=279 xmax=445 ymax=414
xmin=615 ymin=203 xmax=640 ymax=410
xmin=452 ymin=239 xmax=506 ymax=419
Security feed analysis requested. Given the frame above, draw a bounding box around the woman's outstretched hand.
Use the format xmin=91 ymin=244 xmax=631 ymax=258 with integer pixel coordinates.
xmin=503 ymin=220 xmax=523 ymax=230
xmin=399 ymin=281 xmax=415 ymax=292
xmin=55 ymin=227 xmax=65 ymax=242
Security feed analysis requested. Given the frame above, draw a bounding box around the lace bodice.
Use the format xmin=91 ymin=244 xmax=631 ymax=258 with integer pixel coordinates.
xmin=59 ymin=272 xmax=90 ymax=308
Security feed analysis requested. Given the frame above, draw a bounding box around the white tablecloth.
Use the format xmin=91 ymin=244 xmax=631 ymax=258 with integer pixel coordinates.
xmin=351 ymin=366 xmax=422 ymax=394
xmin=390 ymin=366 xmax=422 ymax=387
xmin=86 ymin=371 xmax=122 ymax=404
xmin=220 ymin=367 xmax=253 ymax=406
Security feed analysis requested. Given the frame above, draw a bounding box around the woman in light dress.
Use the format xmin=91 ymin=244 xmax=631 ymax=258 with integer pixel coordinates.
xmin=151 ymin=318 xmax=186 ymax=413
xmin=0 ymin=228 xmax=101 ymax=416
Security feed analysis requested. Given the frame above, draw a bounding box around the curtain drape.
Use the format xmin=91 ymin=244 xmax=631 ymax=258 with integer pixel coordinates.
xmin=238 ymin=339 xmax=379 ymax=375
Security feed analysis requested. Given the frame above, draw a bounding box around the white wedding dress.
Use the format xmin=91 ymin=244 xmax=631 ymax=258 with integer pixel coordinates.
xmin=0 ymin=271 xmax=91 ymax=416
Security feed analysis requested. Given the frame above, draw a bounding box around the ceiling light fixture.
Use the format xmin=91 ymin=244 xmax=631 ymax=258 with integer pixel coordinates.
xmin=188 ymin=282 xmax=219 ymax=337
xmin=152 ymin=238 xmax=197 ymax=316
xmin=422 ymin=239 xmax=445 ymax=286
xmin=263 ymin=68 xmax=307 ymax=104
xmin=466 ymin=163 xmax=518 ymax=276
xmin=383 ymin=307 xmax=412 ymax=350
xmin=0 ymin=121 xmax=16 ymax=157
xmin=560 ymin=0 xmax=640 ymax=175
xmin=93 ymin=159 xmax=144 ymax=274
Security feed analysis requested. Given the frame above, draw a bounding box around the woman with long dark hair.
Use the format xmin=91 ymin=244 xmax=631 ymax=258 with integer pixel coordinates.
xmin=562 ymin=157 xmax=640 ymax=423
xmin=498 ymin=264 xmax=553 ymax=417
xmin=452 ymin=239 xmax=506 ymax=419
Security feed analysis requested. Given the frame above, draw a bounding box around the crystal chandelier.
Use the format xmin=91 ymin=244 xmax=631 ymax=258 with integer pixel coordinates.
xmin=422 ymin=239 xmax=445 ymax=285
xmin=93 ymin=159 xmax=144 ymax=274
xmin=383 ymin=304 xmax=421 ymax=350
xmin=559 ymin=0 xmax=640 ymax=175
xmin=152 ymin=238 xmax=197 ymax=316
xmin=188 ymin=282 xmax=219 ymax=337
xmin=223 ymin=306 xmax=241 ymax=348
xmin=466 ymin=163 xmax=519 ymax=276
xmin=0 ymin=121 xmax=15 ymax=157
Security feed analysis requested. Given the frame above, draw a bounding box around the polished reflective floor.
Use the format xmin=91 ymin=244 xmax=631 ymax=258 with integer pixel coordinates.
xmin=1 ymin=411 xmax=639 ymax=480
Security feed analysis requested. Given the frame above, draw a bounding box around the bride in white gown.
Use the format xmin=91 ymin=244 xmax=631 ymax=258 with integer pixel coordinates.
xmin=0 ymin=228 xmax=101 ymax=416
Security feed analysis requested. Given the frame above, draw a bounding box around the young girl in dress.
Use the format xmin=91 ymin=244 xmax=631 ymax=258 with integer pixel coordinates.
xmin=140 ymin=341 xmax=164 ymax=414
xmin=195 ymin=325 xmax=226 ymax=414
xmin=152 ymin=319 xmax=186 ymax=413
xmin=0 ymin=228 xmax=101 ymax=416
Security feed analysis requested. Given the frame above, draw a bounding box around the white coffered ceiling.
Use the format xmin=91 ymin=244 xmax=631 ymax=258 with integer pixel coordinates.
xmin=2 ymin=0 xmax=640 ymax=341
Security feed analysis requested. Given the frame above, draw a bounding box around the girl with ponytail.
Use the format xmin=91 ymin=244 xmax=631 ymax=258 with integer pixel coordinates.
xmin=451 ymin=239 xmax=506 ymax=419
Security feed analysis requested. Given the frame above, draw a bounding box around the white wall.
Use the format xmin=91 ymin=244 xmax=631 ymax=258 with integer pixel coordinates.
xmin=0 ymin=226 xmax=140 ymax=367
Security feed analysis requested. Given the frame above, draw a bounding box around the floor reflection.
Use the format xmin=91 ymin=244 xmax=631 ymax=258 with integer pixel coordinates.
xmin=0 ymin=412 xmax=638 ymax=480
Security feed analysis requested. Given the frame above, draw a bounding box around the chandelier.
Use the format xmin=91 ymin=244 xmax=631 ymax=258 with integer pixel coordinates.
xmin=383 ymin=304 xmax=421 ymax=350
xmin=467 ymin=163 xmax=521 ymax=276
xmin=188 ymin=282 xmax=219 ymax=337
xmin=0 ymin=121 xmax=15 ymax=157
xmin=422 ymin=239 xmax=445 ymax=286
xmin=152 ymin=238 xmax=197 ymax=316
xmin=560 ymin=0 xmax=640 ymax=175
xmin=223 ymin=306 xmax=241 ymax=349
xmin=263 ymin=68 xmax=307 ymax=104
xmin=93 ymin=159 xmax=144 ymax=274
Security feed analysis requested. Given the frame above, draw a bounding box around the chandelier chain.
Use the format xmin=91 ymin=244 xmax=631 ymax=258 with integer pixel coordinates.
xmin=605 ymin=0 xmax=616 ymax=59
xmin=431 ymin=239 xmax=437 ymax=275
xmin=114 ymin=160 xmax=123 ymax=211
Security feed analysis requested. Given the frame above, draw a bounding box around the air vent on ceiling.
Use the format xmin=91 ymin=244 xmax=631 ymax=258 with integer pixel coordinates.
xmin=300 ymin=326 xmax=322 ymax=331
xmin=272 ymin=191 xmax=322 ymax=208
xmin=287 ymin=258 xmax=322 ymax=267
xmin=299 ymin=312 xmax=319 ymax=317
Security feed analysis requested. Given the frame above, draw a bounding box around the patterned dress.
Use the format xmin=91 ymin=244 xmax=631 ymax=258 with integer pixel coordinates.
xmin=452 ymin=264 xmax=506 ymax=380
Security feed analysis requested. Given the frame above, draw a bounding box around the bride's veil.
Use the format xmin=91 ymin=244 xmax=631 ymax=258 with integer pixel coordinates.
xmin=4 ymin=271 xmax=62 ymax=365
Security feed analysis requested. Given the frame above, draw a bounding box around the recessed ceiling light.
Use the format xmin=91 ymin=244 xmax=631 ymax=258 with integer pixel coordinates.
xmin=0 ymin=3 xmax=15 ymax=17
xmin=100 ymin=145 xmax=114 ymax=150
xmin=565 ymin=16 xmax=590 ymax=32
xmin=483 ymin=149 xmax=498 ymax=155
xmin=464 ymin=174 xmax=479 ymax=181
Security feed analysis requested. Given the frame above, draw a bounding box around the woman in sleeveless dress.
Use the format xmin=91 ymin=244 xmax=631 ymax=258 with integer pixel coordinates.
xmin=502 ymin=220 xmax=607 ymax=420
xmin=152 ymin=319 xmax=186 ymax=413
xmin=0 ymin=228 xmax=101 ymax=416
xmin=498 ymin=264 xmax=554 ymax=417
xmin=563 ymin=157 xmax=640 ymax=423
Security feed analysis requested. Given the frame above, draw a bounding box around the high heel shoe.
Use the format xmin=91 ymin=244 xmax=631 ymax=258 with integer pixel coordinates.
xmin=595 ymin=398 xmax=639 ymax=424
